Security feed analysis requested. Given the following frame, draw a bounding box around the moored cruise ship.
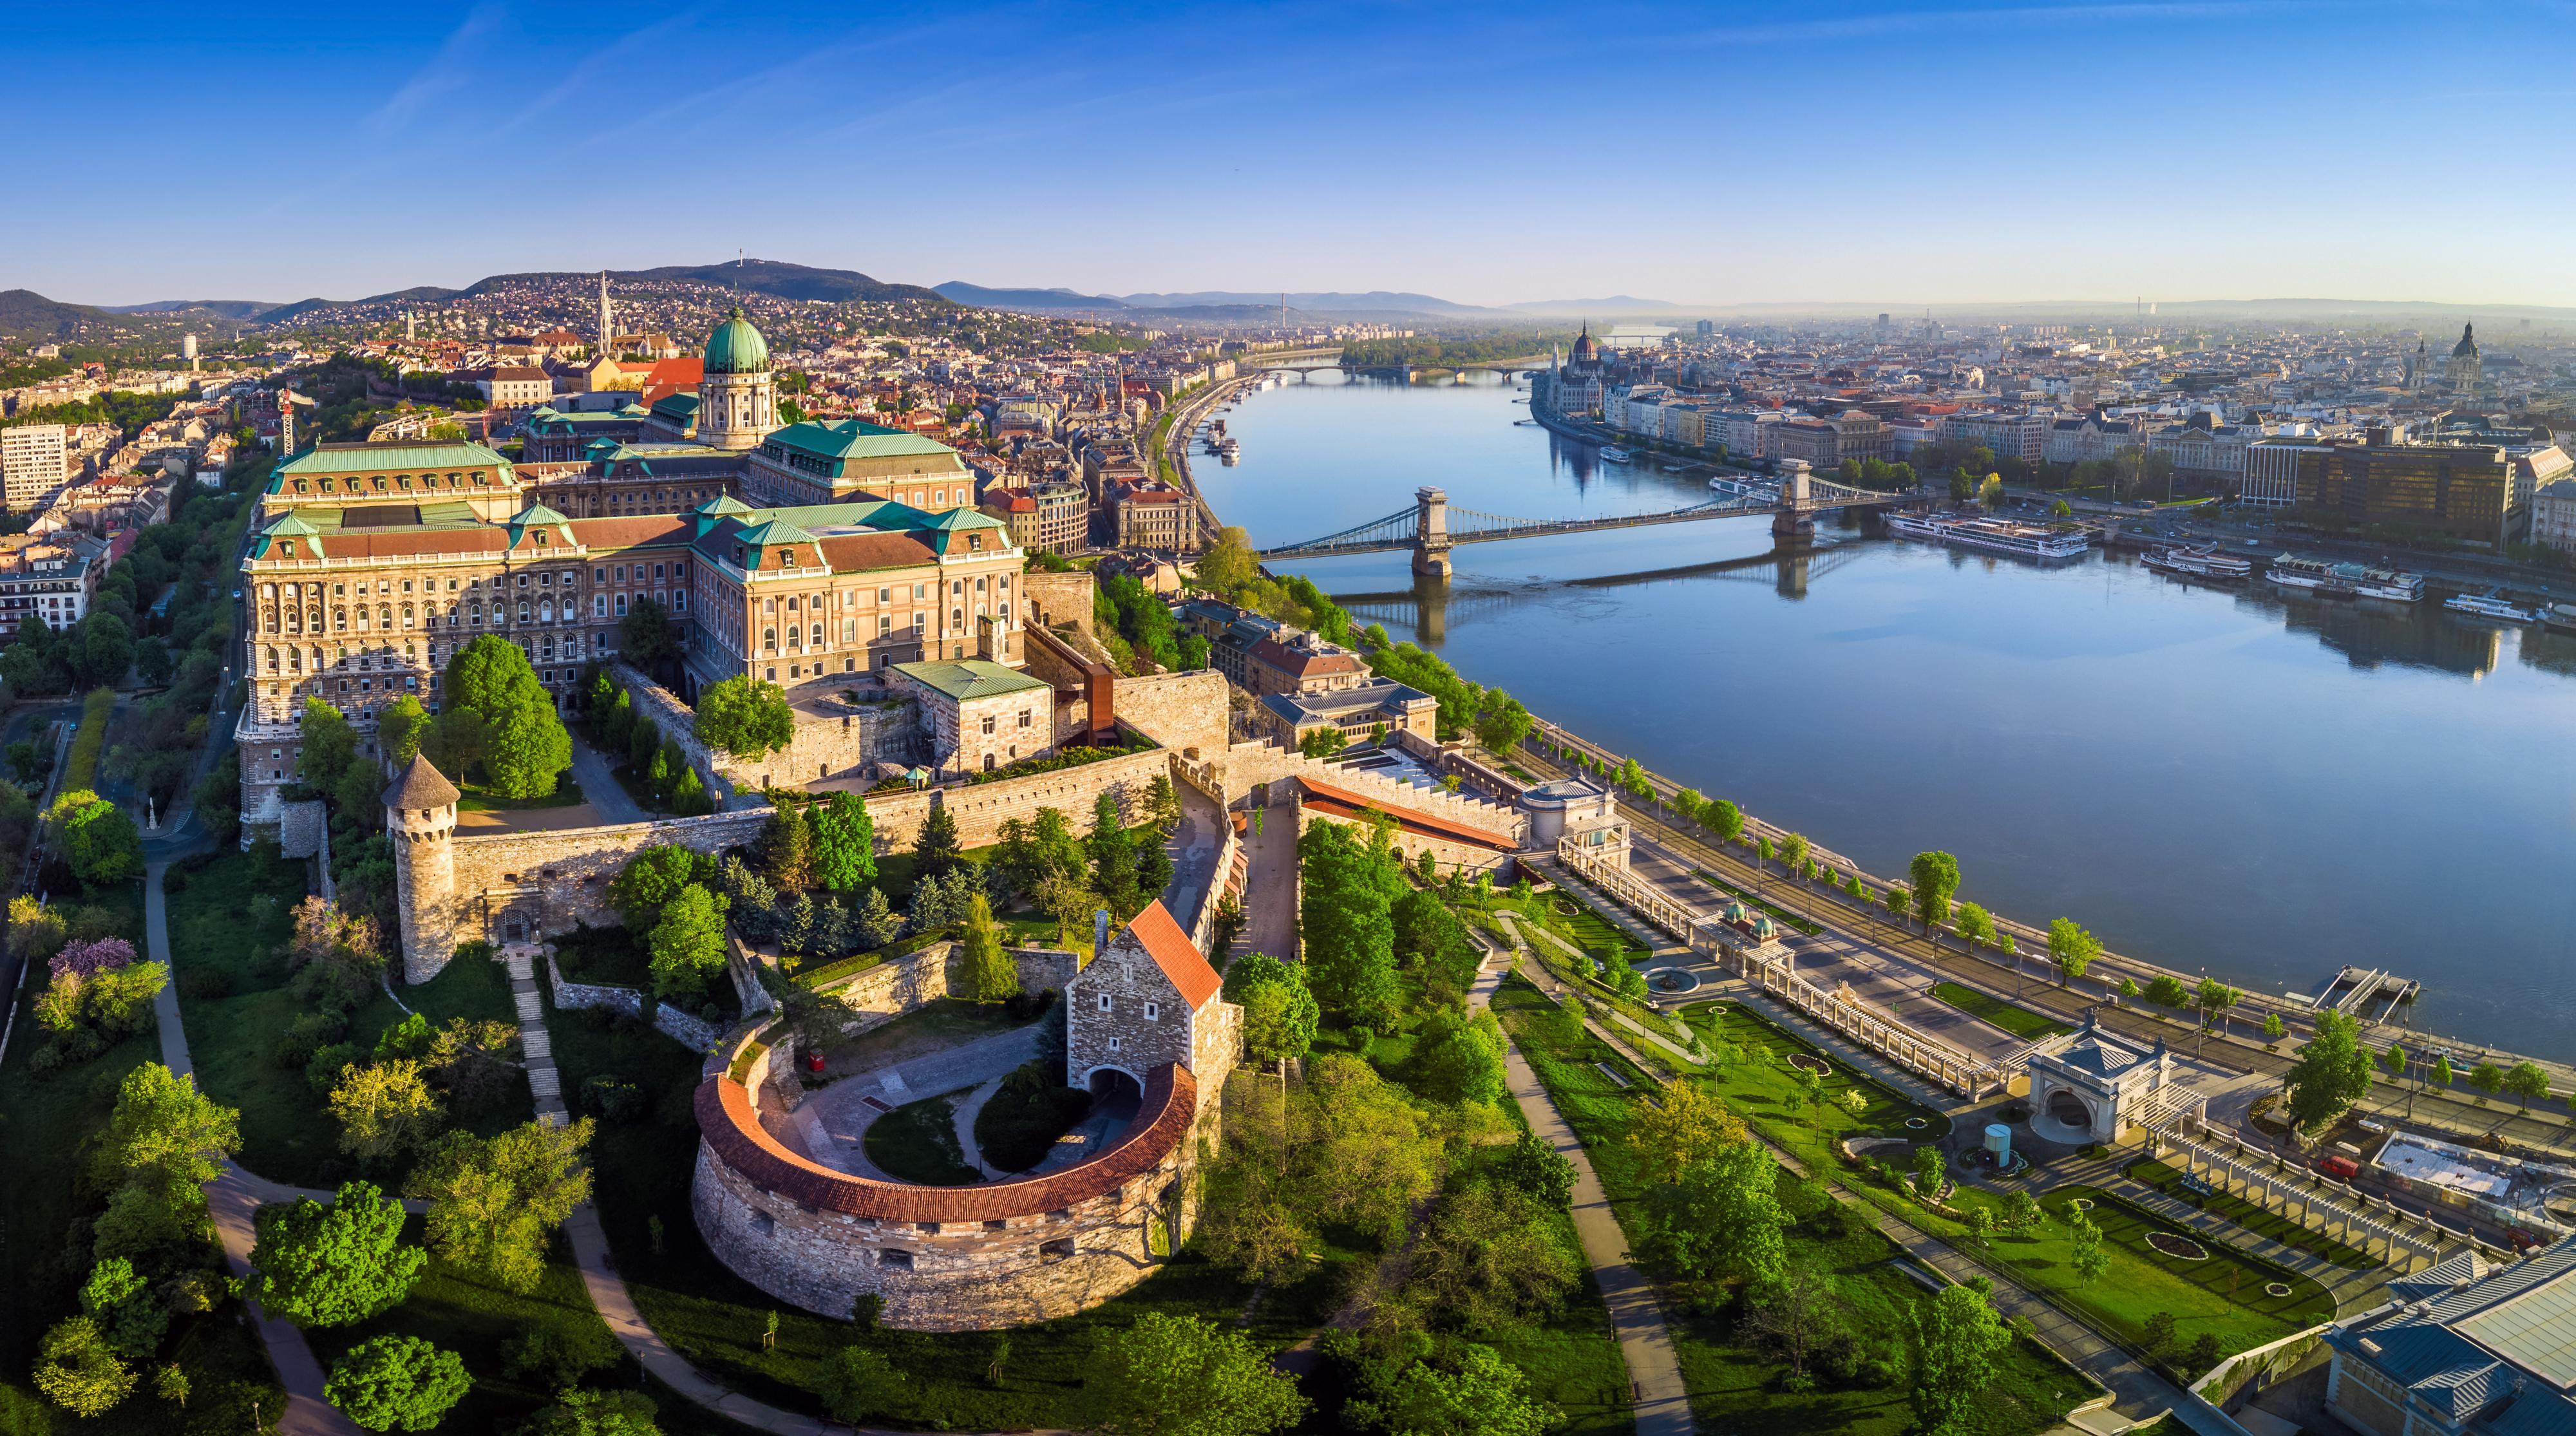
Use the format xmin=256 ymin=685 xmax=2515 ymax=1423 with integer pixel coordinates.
xmin=2142 ymin=545 xmax=2254 ymax=582
xmin=1882 ymin=511 xmax=2092 ymax=562
xmin=2267 ymin=554 xmax=2424 ymax=603
xmin=2443 ymin=590 xmax=2538 ymax=623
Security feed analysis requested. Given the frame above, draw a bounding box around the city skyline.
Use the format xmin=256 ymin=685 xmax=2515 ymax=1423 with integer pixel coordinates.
xmin=12 ymin=1 xmax=2576 ymax=310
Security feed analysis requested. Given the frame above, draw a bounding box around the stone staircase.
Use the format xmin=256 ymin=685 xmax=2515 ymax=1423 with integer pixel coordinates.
xmin=498 ymin=942 xmax=571 ymax=1123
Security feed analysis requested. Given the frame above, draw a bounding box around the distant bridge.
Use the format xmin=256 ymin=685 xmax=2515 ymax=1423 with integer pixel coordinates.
xmin=1240 ymin=354 xmax=1548 ymax=381
xmin=1260 ymin=474 xmax=1919 ymax=578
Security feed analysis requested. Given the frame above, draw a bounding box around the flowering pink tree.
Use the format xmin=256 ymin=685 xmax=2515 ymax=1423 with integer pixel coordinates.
xmin=50 ymin=936 xmax=136 ymax=979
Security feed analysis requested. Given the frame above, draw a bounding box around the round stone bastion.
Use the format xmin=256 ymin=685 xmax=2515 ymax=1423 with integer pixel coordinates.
xmin=690 ymin=1026 xmax=1204 ymax=1331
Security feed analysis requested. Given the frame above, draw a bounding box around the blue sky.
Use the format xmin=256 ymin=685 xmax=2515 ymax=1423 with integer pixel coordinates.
xmin=10 ymin=2 xmax=2573 ymax=308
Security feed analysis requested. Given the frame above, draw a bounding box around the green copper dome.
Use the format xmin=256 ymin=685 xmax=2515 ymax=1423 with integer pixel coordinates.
xmin=703 ymin=306 xmax=770 ymax=374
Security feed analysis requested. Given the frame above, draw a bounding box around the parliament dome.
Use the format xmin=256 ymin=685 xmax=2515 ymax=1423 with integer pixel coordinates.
xmin=704 ymin=307 xmax=771 ymax=374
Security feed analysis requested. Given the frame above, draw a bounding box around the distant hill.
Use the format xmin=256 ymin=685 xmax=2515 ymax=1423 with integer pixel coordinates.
xmin=0 ymin=288 xmax=108 ymax=337
xmin=1505 ymin=296 xmax=1697 ymax=318
xmin=935 ymin=282 xmax=1130 ymax=311
xmin=521 ymin=260 xmax=945 ymax=306
xmin=99 ymin=299 xmax=281 ymax=319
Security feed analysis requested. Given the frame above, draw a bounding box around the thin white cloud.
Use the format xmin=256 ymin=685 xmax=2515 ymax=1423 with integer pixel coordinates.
xmin=365 ymin=5 xmax=508 ymax=135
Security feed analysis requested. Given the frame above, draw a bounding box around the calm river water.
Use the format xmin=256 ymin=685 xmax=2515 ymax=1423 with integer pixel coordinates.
xmin=1193 ymin=372 xmax=2576 ymax=1061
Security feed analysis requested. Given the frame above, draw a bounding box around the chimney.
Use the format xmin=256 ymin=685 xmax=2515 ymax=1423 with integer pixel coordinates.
xmin=1093 ymin=908 xmax=1111 ymax=959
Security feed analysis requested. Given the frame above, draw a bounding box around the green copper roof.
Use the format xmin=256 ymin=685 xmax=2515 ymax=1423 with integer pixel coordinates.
xmin=512 ymin=502 xmax=573 ymax=527
xmin=703 ymin=307 xmax=770 ymax=375
xmin=695 ymin=494 xmax=755 ymax=516
xmin=891 ymin=659 xmax=1051 ymax=703
xmin=274 ymin=440 xmax=511 ymax=475
xmin=763 ymin=419 xmax=954 ymax=462
xmin=735 ymin=516 xmax=819 ymax=547
xmin=263 ymin=512 xmax=319 ymax=537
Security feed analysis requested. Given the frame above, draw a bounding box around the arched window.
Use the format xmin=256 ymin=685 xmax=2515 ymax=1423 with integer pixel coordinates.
xmin=402 ymin=605 xmax=415 ymax=628
xmin=538 ymin=601 xmax=554 ymax=623
xmin=334 ymin=608 xmax=347 ymax=631
xmin=518 ymin=603 xmax=532 ymax=624
xmin=763 ymin=627 xmax=776 ymax=650
xmin=263 ymin=647 xmax=278 ymax=672
xmin=951 ymin=608 xmax=963 ymax=628
xmin=379 ymin=605 xmax=392 ymax=629
xmin=809 ymin=623 xmax=823 ymax=648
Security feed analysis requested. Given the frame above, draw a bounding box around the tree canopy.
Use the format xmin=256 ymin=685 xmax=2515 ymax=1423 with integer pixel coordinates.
xmin=439 ymin=635 xmax=571 ymax=798
xmin=250 ymin=1181 xmax=426 ymax=1327
xmin=695 ymin=675 xmax=795 ymax=759
xmin=1087 ymin=1311 xmax=1307 ymax=1436
xmin=2284 ymin=1010 xmax=2375 ymax=1132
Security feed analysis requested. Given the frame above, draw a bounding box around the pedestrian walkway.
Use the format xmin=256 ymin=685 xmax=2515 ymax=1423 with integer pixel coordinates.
xmin=1468 ymin=944 xmax=1692 ymax=1435
xmin=497 ymin=942 xmax=569 ymax=1122
xmin=1716 ymin=974 xmax=1979 ymax=1117
xmin=2036 ymin=1154 xmax=2392 ymax=1316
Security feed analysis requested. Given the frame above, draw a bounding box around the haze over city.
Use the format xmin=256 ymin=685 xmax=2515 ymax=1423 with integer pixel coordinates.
xmin=13 ymin=1 xmax=2576 ymax=309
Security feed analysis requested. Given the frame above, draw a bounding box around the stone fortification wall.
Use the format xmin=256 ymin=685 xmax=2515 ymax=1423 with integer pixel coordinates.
xmin=404 ymin=750 xmax=1171 ymax=981
xmin=1112 ymin=670 xmax=1229 ymax=759
xmin=692 ymin=1034 xmax=1206 ymax=1330
xmin=542 ymin=952 xmax=726 ymax=1050
xmin=1021 ymin=623 xmax=1112 ymax=746
xmin=614 ymin=664 xmax=920 ymax=795
xmin=808 ymin=940 xmax=1079 ymax=1038
xmin=1018 ymin=570 xmax=1097 ymax=639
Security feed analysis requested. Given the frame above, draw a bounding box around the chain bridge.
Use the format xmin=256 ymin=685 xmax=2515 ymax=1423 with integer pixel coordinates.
xmin=1259 ymin=471 xmax=1919 ymax=578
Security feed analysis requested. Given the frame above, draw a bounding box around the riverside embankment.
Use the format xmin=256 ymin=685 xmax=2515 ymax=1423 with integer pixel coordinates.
xmin=1200 ymin=372 xmax=2576 ymax=1063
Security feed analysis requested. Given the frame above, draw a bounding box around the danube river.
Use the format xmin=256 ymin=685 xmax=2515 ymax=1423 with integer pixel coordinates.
xmin=1194 ymin=372 xmax=2576 ymax=1061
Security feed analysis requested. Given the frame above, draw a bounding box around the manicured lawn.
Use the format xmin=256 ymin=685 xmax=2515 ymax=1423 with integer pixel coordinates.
xmin=553 ymin=920 xmax=651 ymax=988
xmin=1494 ymin=976 xmax=2090 ymax=1436
xmin=1932 ymin=981 xmax=2074 ymax=1041
xmin=2126 ymin=1158 xmax=2375 ymax=1270
xmin=1680 ymin=999 xmax=1956 ymax=1167
xmin=168 ymin=846 xmax=529 ymax=1188
xmin=974 ymin=1063 xmax=1092 ymax=1173
xmin=458 ymin=777 xmax=585 ymax=811
xmin=865 ymin=1093 xmax=980 ymax=1185
xmin=1924 ymin=1183 xmax=2333 ymax=1360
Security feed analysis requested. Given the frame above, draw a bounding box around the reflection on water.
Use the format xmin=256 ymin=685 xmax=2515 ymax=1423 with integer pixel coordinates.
xmin=1204 ymin=374 xmax=2576 ymax=1058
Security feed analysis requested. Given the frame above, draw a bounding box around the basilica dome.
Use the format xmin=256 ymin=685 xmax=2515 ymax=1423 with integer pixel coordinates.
xmin=704 ymin=306 xmax=771 ymax=374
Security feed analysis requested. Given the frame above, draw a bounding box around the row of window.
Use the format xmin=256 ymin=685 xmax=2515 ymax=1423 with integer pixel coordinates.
xmin=256 ymin=562 xmax=686 ymax=600
xmin=285 ymin=470 xmax=493 ymax=495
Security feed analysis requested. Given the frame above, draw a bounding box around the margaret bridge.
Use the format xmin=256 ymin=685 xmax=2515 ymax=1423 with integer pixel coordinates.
xmin=1258 ymin=470 xmax=1922 ymax=578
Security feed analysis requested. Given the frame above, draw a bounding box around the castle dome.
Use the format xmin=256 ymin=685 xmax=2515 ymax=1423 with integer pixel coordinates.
xmin=2453 ymin=323 xmax=2478 ymax=358
xmin=704 ymin=307 xmax=771 ymax=375
xmin=1570 ymin=324 xmax=1598 ymax=362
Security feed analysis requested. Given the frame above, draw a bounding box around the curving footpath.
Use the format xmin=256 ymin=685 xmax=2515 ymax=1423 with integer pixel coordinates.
xmin=1469 ymin=932 xmax=1692 ymax=1436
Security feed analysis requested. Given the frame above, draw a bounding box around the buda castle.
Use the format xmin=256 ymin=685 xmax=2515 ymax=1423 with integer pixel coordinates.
xmin=235 ymin=307 xmax=1028 ymax=828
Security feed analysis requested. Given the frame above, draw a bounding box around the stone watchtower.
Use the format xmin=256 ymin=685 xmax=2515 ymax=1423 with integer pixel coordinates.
xmin=384 ymin=753 xmax=460 ymax=983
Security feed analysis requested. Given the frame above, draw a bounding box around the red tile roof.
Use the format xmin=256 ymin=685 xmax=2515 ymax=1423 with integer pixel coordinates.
xmin=1296 ymin=776 xmax=1517 ymax=852
xmin=1121 ymin=899 xmax=1223 ymax=1011
xmin=565 ymin=515 xmax=692 ymax=548
xmin=815 ymin=532 xmax=940 ymax=571
xmin=696 ymin=1063 xmax=1194 ymax=1222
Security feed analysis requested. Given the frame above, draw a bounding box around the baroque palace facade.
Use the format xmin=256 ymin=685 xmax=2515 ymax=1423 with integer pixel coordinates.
xmin=234 ymin=307 xmax=1023 ymax=827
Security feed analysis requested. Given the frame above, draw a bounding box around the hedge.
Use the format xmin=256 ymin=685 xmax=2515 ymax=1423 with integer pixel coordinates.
xmin=62 ymin=686 xmax=114 ymax=793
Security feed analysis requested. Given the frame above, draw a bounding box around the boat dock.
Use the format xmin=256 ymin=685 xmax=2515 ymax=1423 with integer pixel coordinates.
xmin=2291 ymin=965 xmax=2421 ymax=1022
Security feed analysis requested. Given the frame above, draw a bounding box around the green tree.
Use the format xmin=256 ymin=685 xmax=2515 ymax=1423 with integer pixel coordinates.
xmin=617 ymin=596 xmax=683 ymax=676
xmin=79 ymin=1258 xmax=167 ymax=1359
xmin=1349 ymin=1341 xmax=1558 ymax=1436
xmin=299 ymin=697 xmax=359 ymax=793
xmin=376 ymin=694 xmax=431 ymax=768
xmin=34 ymin=1316 xmax=133 ymax=1418
xmin=817 ymin=1348 xmax=907 ymax=1426
xmin=409 ymin=1119 xmax=594 ymax=1294
xmin=102 ymin=1063 xmax=238 ymax=1204
xmin=1493 ymin=1128 xmax=1578 ymax=1210
xmin=2069 ymin=1211 xmax=2109 ymax=1283
xmin=808 ymin=790 xmax=876 ymax=892
xmin=1626 ymin=1079 xmax=1748 ymax=1186
xmin=249 ymin=1181 xmax=425 ymax=1327
xmin=670 ymin=764 xmax=713 ymax=816
xmin=647 ymin=885 xmax=730 ymax=999
xmin=1779 ymin=831 xmax=1810 ymax=874
xmin=1909 ymin=851 xmax=1960 ymax=931
xmin=1227 ymin=954 xmax=1319 ymax=1075
xmin=1414 ymin=1008 xmax=1508 ymax=1106
xmin=328 ymin=1061 xmax=442 ymax=1165
xmin=2195 ymin=976 xmax=2240 ymax=1035
xmin=2468 ymin=1062 xmax=2505 ymax=1103
xmin=2432 ymin=1053 xmax=2456 ymax=1090
xmin=753 ymin=800 xmax=815 ymax=891
xmin=608 ymin=845 xmax=716 ymax=929
xmin=914 ymin=798 xmax=961 ymax=883
xmin=1911 ymin=1284 xmax=2012 ymax=1436
xmin=2298 ymin=1014 xmax=2370 ymax=1137
xmin=1471 ymin=690 xmax=1533 ymax=753
xmin=958 ymin=894 xmax=1020 ymax=1003
xmin=2003 ymin=1189 xmax=2043 ymax=1232
xmin=1645 ymin=1140 xmax=1788 ymax=1285
xmin=1088 ymin=1311 xmax=1307 ymax=1436
xmin=47 ymin=789 xmax=142 ymax=887
xmin=1090 ymin=789 xmax=1142 ymax=919
xmin=325 ymin=1334 xmax=471 ymax=1433
xmin=440 ymin=634 xmax=571 ymax=798
xmin=1399 ymin=1180 xmax=1580 ymax=1332
xmin=1194 ymin=525 xmax=1259 ymax=596
xmin=1955 ymin=902 xmax=1994 ymax=953
xmin=522 ymin=1390 xmax=663 ymax=1436
xmin=1296 ymin=820 xmax=1402 ymax=1026
xmin=2146 ymin=973 xmax=2191 ymax=1008
xmin=2047 ymin=918 xmax=2099 ymax=987
xmin=2505 ymin=1060 xmax=2552 ymax=1111
xmin=2265 ymin=1012 xmax=2287 ymax=1044
xmin=2141 ymin=1310 xmax=2179 ymax=1356
xmin=1704 ymin=797 xmax=1745 ymax=842
xmin=1298 ymin=726 xmax=1347 ymax=759
xmin=694 ymin=675 xmax=795 ymax=759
